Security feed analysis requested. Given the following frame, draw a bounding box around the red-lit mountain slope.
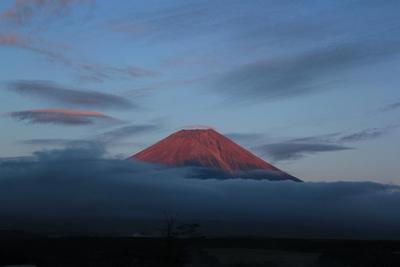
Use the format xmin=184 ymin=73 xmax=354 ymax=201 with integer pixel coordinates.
xmin=129 ymin=128 xmax=301 ymax=182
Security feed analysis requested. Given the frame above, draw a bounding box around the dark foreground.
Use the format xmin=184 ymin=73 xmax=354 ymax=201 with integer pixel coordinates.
xmin=1 ymin=232 xmax=400 ymax=267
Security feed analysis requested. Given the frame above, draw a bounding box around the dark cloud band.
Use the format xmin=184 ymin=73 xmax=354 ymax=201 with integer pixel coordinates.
xmin=7 ymin=80 xmax=134 ymax=109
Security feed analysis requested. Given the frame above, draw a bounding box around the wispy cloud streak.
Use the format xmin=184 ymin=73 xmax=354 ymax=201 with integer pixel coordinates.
xmin=381 ymin=101 xmax=400 ymax=112
xmin=0 ymin=33 xmax=156 ymax=82
xmin=216 ymin=39 xmax=400 ymax=102
xmin=259 ymin=142 xmax=351 ymax=161
xmin=99 ymin=124 xmax=161 ymax=142
xmin=339 ymin=127 xmax=395 ymax=143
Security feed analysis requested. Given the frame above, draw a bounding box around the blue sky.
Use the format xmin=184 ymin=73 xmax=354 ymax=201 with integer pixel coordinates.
xmin=0 ymin=0 xmax=399 ymax=182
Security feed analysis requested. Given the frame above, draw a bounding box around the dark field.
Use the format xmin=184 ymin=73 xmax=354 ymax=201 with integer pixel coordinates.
xmin=1 ymin=232 xmax=400 ymax=267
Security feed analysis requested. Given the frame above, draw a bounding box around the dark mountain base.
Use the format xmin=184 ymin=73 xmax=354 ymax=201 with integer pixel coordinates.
xmin=1 ymin=233 xmax=400 ymax=267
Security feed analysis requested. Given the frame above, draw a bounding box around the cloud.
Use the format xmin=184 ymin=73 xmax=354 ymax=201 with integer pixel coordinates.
xmin=215 ymin=39 xmax=400 ymax=102
xmin=339 ymin=127 xmax=396 ymax=143
xmin=258 ymin=142 xmax=351 ymax=161
xmin=254 ymin=125 xmax=399 ymax=162
xmin=161 ymin=56 xmax=217 ymax=68
xmin=288 ymin=132 xmax=342 ymax=144
xmin=103 ymin=1 xmax=328 ymax=45
xmin=19 ymin=123 xmax=162 ymax=149
xmin=30 ymin=141 xmax=106 ymax=161
xmin=0 ymin=32 xmax=21 ymax=45
xmin=7 ymin=80 xmax=134 ymax=109
xmin=0 ymin=33 xmax=156 ymax=83
xmin=76 ymin=63 xmax=157 ymax=83
xmin=22 ymin=138 xmax=71 ymax=146
xmin=9 ymin=108 xmax=119 ymax=125
xmin=226 ymin=132 xmax=266 ymax=145
xmin=103 ymin=2 xmax=212 ymax=40
xmin=291 ymin=126 xmax=398 ymax=145
xmin=21 ymin=138 xmax=94 ymax=147
xmin=381 ymin=101 xmax=400 ymax=112
xmin=179 ymin=125 xmax=214 ymax=130
xmin=0 ymin=32 xmax=72 ymax=57
xmin=1 ymin=0 xmax=93 ymax=25
xmin=99 ymin=124 xmax=161 ymax=142
xmin=0 ymin=145 xmax=400 ymax=239
xmin=135 ymin=1 xmax=396 ymax=103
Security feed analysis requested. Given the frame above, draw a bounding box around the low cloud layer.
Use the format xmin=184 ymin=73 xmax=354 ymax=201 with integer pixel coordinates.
xmin=9 ymin=108 xmax=119 ymax=125
xmin=0 ymin=145 xmax=399 ymax=239
xmin=7 ymin=80 xmax=134 ymax=109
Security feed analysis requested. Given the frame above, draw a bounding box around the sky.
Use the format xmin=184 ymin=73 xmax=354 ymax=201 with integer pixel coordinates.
xmin=0 ymin=0 xmax=400 ymax=182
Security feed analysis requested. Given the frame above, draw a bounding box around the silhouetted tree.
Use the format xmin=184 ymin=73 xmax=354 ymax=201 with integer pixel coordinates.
xmin=159 ymin=212 xmax=202 ymax=266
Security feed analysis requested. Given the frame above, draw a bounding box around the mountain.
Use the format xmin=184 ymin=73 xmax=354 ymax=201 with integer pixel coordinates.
xmin=129 ymin=128 xmax=301 ymax=182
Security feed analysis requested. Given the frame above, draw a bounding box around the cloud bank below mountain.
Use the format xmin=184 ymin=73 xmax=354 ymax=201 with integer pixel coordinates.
xmin=0 ymin=145 xmax=399 ymax=239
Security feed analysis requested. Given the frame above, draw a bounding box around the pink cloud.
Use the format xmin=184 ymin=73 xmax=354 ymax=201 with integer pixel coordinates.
xmin=1 ymin=0 xmax=92 ymax=25
xmin=9 ymin=108 xmax=120 ymax=125
xmin=0 ymin=33 xmax=28 ymax=46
